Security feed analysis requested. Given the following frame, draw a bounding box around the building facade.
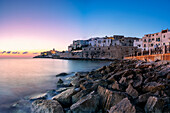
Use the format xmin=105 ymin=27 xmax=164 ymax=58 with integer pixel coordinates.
xmin=142 ymin=29 xmax=170 ymax=51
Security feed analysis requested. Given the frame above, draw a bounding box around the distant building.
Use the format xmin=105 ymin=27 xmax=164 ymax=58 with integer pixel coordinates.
xmin=68 ymin=40 xmax=89 ymax=51
xmin=133 ymin=38 xmax=143 ymax=50
xmin=142 ymin=29 xmax=170 ymax=50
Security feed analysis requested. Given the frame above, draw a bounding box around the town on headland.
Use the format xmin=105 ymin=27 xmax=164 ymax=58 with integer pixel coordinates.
xmin=34 ymin=29 xmax=170 ymax=61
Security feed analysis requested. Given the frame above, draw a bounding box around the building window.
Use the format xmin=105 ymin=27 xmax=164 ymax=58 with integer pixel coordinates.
xmin=152 ymin=38 xmax=154 ymax=41
xmin=156 ymin=38 xmax=160 ymax=42
xmin=144 ymin=44 xmax=146 ymax=47
xmin=163 ymin=43 xmax=165 ymax=45
xmin=98 ymin=40 xmax=101 ymax=43
xmin=144 ymin=39 xmax=147 ymax=42
xmin=108 ymin=47 xmax=110 ymax=50
xmin=164 ymin=35 xmax=165 ymax=38
xmin=152 ymin=34 xmax=154 ymax=36
xmin=148 ymin=39 xmax=151 ymax=42
xmin=151 ymin=44 xmax=153 ymax=47
xmin=156 ymin=33 xmax=158 ymax=36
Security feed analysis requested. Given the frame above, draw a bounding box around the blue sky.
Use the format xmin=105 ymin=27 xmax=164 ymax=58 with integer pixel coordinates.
xmin=0 ymin=0 xmax=170 ymax=54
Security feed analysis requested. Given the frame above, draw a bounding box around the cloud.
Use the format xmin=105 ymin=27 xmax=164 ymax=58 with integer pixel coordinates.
xmin=33 ymin=52 xmax=38 ymax=54
xmin=0 ymin=51 xmax=6 ymax=54
xmin=6 ymin=51 xmax=11 ymax=54
xmin=22 ymin=52 xmax=28 ymax=54
xmin=12 ymin=52 xmax=18 ymax=54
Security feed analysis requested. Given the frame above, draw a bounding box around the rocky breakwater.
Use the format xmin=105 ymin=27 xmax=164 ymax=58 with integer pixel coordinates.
xmin=16 ymin=59 xmax=169 ymax=113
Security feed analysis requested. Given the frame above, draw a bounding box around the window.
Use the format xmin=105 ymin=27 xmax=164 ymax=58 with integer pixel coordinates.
xmin=164 ymin=35 xmax=165 ymax=38
xmin=156 ymin=38 xmax=160 ymax=42
xmin=152 ymin=38 xmax=154 ymax=41
xmin=138 ymin=45 xmax=141 ymax=47
xmin=156 ymin=33 xmax=158 ymax=36
xmin=144 ymin=39 xmax=147 ymax=42
xmin=163 ymin=43 xmax=165 ymax=45
xmin=144 ymin=44 xmax=146 ymax=47
xmin=152 ymin=34 xmax=154 ymax=36
xmin=151 ymin=44 xmax=153 ymax=47
xmin=98 ymin=40 xmax=101 ymax=43
xmin=148 ymin=39 xmax=151 ymax=42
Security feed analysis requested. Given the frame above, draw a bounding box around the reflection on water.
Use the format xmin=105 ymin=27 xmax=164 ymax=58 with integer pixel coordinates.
xmin=0 ymin=58 xmax=110 ymax=112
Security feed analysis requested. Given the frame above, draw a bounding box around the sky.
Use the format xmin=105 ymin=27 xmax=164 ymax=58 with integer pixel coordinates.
xmin=0 ymin=0 xmax=170 ymax=58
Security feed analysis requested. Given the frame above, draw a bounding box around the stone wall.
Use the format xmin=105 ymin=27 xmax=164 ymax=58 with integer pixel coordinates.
xmin=57 ymin=46 xmax=137 ymax=60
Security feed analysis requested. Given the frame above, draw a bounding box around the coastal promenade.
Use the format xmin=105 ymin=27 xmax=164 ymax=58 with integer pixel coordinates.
xmin=125 ymin=53 xmax=170 ymax=61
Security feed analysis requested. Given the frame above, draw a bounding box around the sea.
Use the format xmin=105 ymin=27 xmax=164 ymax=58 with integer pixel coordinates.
xmin=0 ymin=58 xmax=110 ymax=113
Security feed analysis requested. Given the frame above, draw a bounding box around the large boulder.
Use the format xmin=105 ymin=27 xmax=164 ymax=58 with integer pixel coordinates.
xmin=52 ymin=88 xmax=78 ymax=107
xmin=70 ymin=91 xmax=99 ymax=113
xmin=56 ymin=72 xmax=68 ymax=77
xmin=143 ymin=82 xmax=165 ymax=93
xmin=31 ymin=100 xmax=64 ymax=113
xmin=97 ymin=86 xmax=127 ymax=111
xmin=109 ymin=98 xmax=136 ymax=113
xmin=145 ymin=96 xmax=164 ymax=113
xmin=126 ymin=84 xmax=138 ymax=99
xmin=72 ymin=89 xmax=92 ymax=104
xmin=137 ymin=92 xmax=152 ymax=103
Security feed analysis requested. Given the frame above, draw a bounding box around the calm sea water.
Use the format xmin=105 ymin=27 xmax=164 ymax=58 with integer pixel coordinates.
xmin=0 ymin=58 xmax=110 ymax=112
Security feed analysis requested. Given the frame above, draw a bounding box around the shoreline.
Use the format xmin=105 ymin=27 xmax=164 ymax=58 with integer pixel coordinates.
xmin=10 ymin=59 xmax=170 ymax=113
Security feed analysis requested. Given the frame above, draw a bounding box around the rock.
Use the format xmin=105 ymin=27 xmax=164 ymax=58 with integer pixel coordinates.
xmin=137 ymin=92 xmax=152 ymax=103
xmin=31 ymin=100 xmax=64 ymax=113
xmin=52 ymin=88 xmax=78 ymax=107
xmin=12 ymin=99 xmax=32 ymax=113
xmin=97 ymin=86 xmax=127 ymax=111
xmin=107 ymin=70 xmax=128 ymax=82
xmin=56 ymin=72 xmax=68 ymax=77
xmin=57 ymin=78 xmax=64 ymax=84
xmin=109 ymin=98 xmax=136 ymax=113
xmin=29 ymin=93 xmax=48 ymax=101
xmin=80 ymin=81 xmax=93 ymax=90
xmin=111 ymin=81 xmax=123 ymax=91
xmin=75 ymin=72 xmax=89 ymax=78
xmin=126 ymin=84 xmax=138 ymax=99
xmin=135 ymin=62 xmax=153 ymax=69
xmin=71 ymin=77 xmax=87 ymax=88
xmin=145 ymin=96 xmax=164 ymax=113
xmin=72 ymin=89 xmax=92 ymax=104
xmin=133 ymin=74 xmax=143 ymax=88
xmin=70 ymin=91 xmax=99 ymax=113
xmin=143 ymin=82 xmax=165 ymax=93
xmin=56 ymin=88 xmax=67 ymax=93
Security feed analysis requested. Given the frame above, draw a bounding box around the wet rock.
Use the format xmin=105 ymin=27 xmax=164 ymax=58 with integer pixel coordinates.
xmin=109 ymin=98 xmax=136 ymax=113
xmin=12 ymin=99 xmax=32 ymax=113
xmin=145 ymin=96 xmax=164 ymax=113
xmin=31 ymin=100 xmax=64 ymax=113
xmin=72 ymin=89 xmax=92 ymax=104
xmin=52 ymin=88 xmax=78 ymax=107
xmin=56 ymin=72 xmax=68 ymax=77
xmin=57 ymin=78 xmax=64 ymax=84
xmin=70 ymin=91 xmax=99 ymax=113
xmin=71 ymin=77 xmax=87 ymax=88
xmin=29 ymin=93 xmax=48 ymax=101
xmin=97 ymin=86 xmax=127 ymax=111
xmin=143 ymin=82 xmax=165 ymax=93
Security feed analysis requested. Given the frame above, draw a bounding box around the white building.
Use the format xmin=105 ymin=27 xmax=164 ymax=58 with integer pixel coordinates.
xmin=133 ymin=38 xmax=143 ymax=50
